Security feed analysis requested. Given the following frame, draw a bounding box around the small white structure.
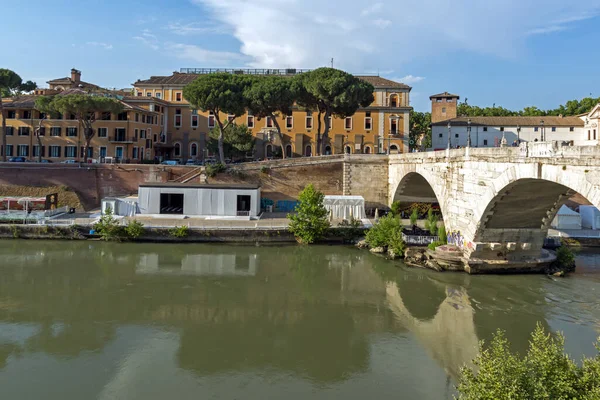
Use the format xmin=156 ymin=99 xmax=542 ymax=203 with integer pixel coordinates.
xmin=101 ymin=197 xmax=139 ymax=216
xmin=551 ymin=205 xmax=581 ymax=230
xmin=323 ymin=195 xmax=366 ymax=220
xmin=137 ymin=183 xmax=261 ymax=218
xmin=579 ymin=205 xmax=600 ymax=230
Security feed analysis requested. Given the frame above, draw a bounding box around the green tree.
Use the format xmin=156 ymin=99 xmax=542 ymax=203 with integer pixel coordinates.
xmin=183 ymin=73 xmax=251 ymax=163
xmin=0 ymin=69 xmax=23 ymax=161
xmin=293 ymin=68 xmax=374 ymax=155
xmin=288 ymin=183 xmax=330 ymax=244
xmin=456 ymin=323 xmax=600 ymax=399
xmin=44 ymin=94 xmax=123 ymax=163
xmin=365 ymin=214 xmax=404 ymax=251
xmin=244 ymin=76 xmax=296 ymax=158
xmin=410 ymin=111 xmax=431 ymax=150
xmin=207 ymin=123 xmax=255 ymax=160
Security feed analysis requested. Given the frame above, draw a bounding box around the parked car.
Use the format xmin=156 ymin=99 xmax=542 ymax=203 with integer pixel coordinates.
xmin=185 ymin=159 xmax=202 ymax=166
xmin=61 ymin=159 xmax=77 ymax=164
xmin=39 ymin=159 xmax=53 ymax=163
xmin=8 ymin=156 xmax=27 ymax=162
xmin=161 ymin=160 xmax=179 ymax=166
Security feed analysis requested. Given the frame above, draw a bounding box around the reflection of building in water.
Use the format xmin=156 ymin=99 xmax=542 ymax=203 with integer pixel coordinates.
xmin=386 ymin=278 xmax=479 ymax=381
xmin=136 ymin=253 xmax=258 ymax=276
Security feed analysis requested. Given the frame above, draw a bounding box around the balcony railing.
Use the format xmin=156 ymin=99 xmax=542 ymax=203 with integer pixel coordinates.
xmin=110 ymin=136 xmax=135 ymax=143
xmin=180 ymin=68 xmax=311 ymax=76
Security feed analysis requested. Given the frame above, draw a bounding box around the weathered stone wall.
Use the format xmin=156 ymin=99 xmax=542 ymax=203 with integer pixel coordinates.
xmin=343 ymin=154 xmax=389 ymax=210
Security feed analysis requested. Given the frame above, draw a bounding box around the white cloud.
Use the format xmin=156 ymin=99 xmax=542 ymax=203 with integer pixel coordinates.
xmin=165 ymin=21 xmax=228 ymax=35
xmin=191 ymin=0 xmax=600 ymax=70
xmin=395 ymin=75 xmax=425 ymax=84
xmin=167 ymin=43 xmax=246 ymax=65
xmin=86 ymin=42 xmax=113 ymax=50
xmin=133 ymin=29 xmax=159 ymax=50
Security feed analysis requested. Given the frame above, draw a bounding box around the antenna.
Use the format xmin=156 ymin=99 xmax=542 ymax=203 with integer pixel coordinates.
xmin=331 ymin=58 xmax=334 ymax=68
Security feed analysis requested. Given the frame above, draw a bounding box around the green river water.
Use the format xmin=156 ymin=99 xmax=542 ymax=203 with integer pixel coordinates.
xmin=0 ymin=240 xmax=599 ymax=399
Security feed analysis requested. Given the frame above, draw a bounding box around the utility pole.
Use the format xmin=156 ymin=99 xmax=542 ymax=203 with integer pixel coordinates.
xmin=331 ymin=58 xmax=334 ymax=68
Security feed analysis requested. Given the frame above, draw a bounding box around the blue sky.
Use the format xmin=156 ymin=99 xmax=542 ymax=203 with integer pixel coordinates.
xmin=3 ymin=0 xmax=599 ymax=112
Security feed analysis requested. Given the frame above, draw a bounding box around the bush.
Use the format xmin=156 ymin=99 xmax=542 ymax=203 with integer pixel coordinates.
xmin=427 ymin=240 xmax=445 ymax=250
xmin=125 ymin=220 xmax=145 ymax=239
xmin=206 ymin=162 xmax=226 ymax=178
xmin=94 ymin=207 xmax=123 ymax=241
xmin=410 ymin=208 xmax=419 ymax=226
xmin=287 ymin=184 xmax=330 ymax=244
xmin=388 ymin=228 xmax=406 ymax=255
xmin=334 ymin=217 xmax=364 ymax=243
xmin=438 ymin=223 xmax=447 ymax=244
xmin=169 ymin=225 xmax=189 ymax=238
xmin=424 ymin=208 xmax=438 ymax=236
xmin=260 ymin=165 xmax=271 ymax=174
xmin=390 ymin=201 xmax=402 ymax=217
xmin=365 ymin=214 xmax=403 ymax=249
xmin=456 ymin=323 xmax=600 ymax=399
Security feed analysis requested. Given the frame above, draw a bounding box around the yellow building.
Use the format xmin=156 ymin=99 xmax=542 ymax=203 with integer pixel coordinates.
xmin=0 ymin=69 xmax=163 ymax=163
xmin=132 ymin=68 xmax=412 ymax=161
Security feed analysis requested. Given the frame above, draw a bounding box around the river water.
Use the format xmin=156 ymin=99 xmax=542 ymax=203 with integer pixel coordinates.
xmin=0 ymin=241 xmax=599 ymax=399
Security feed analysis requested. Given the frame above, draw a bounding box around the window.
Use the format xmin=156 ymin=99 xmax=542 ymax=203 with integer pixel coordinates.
xmin=39 ymin=112 xmax=46 ymax=120
xmin=142 ymin=114 xmax=146 ymax=123
xmin=569 ymin=127 xmax=574 ymax=132
xmin=65 ymin=145 xmax=77 ymax=158
xmin=551 ymin=127 xmax=556 ymax=132
xmin=344 ymin=117 xmax=352 ymax=130
xmin=442 ymin=107 xmax=447 ymax=113
xmin=69 ymin=113 xmax=76 ymax=120
xmin=117 ymin=112 xmax=128 ymax=121
xmin=500 ymin=127 xmax=504 ymax=132
xmin=115 ymin=146 xmax=124 ymax=158
xmin=17 ymin=145 xmax=29 ymax=157
xmin=285 ymin=115 xmax=293 ymax=129
xmin=22 ymin=110 xmax=31 ymax=119
xmin=447 ymin=98 xmax=454 ymax=103
xmin=595 ymin=129 xmax=597 ymax=140
xmin=436 ymin=98 xmax=442 ymax=102
xmin=155 ymin=92 xmax=161 ymax=99
xmin=134 ymin=129 xmax=139 ymax=140
xmin=146 ymin=92 xmax=152 ymax=97
xmin=66 ymin=127 xmax=77 ymax=137
xmin=81 ymin=146 xmax=93 ymax=158
xmin=37 ymin=127 xmax=45 ymax=136
xmin=135 ymin=113 xmax=139 ymax=122
xmin=33 ymin=145 xmax=44 ymax=158
xmin=390 ymin=95 xmax=398 ymax=107
xmin=390 ymin=119 xmax=397 ymax=134
xmin=100 ymin=146 xmax=107 ymax=158
xmin=5 ymin=145 xmax=13 ymax=156
xmin=306 ymin=114 xmax=313 ymax=129
xmin=191 ymin=114 xmax=199 ymax=127
xmin=101 ymin=112 xmax=111 ymax=120
xmin=174 ymin=142 xmax=181 ymax=157
xmin=132 ymin=147 xmax=139 ymax=159
xmin=247 ymin=115 xmax=254 ymax=128
xmin=7 ymin=111 xmax=16 ymax=119
xmin=345 ymin=145 xmax=352 ymax=154
xmin=49 ymin=145 xmax=61 ymax=158
xmin=174 ymin=109 xmax=182 ymax=127
xmin=175 ymin=92 xmax=182 ymax=102
xmin=439 ymin=133 xmax=443 ymax=138
xmin=114 ymin=128 xmax=126 ymax=141
xmin=483 ymin=127 xmax=488 ymax=132
xmin=137 ymin=92 xmax=142 ymax=97
xmin=483 ymin=139 xmax=488 ymax=146
xmin=589 ymin=130 xmax=592 ymax=140
xmin=190 ymin=142 xmax=198 ymax=157
xmin=455 ymin=133 xmax=459 ymax=138
xmin=98 ymin=127 xmax=108 ymax=138
xmin=364 ymin=146 xmax=371 ymax=154
xmin=18 ymin=127 xmax=30 ymax=136
xmin=141 ymin=129 xmax=147 ymax=139
xmin=208 ymin=111 xmax=215 ymax=128
xmin=5 ymin=127 xmax=13 ymax=136
xmin=266 ymin=116 xmax=273 ymax=128
xmin=534 ymin=127 xmax=539 ymax=132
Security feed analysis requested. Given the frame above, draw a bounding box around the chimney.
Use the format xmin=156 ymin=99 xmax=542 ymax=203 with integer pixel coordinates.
xmin=71 ymin=68 xmax=81 ymax=82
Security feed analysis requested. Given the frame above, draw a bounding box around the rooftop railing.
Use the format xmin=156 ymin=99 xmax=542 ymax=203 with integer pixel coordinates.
xmin=179 ymin=68 xmax=312 ymax=75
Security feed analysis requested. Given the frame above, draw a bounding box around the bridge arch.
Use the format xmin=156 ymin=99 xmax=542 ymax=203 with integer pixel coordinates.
xmin=391 ymin=170 xmax=447 ymax=225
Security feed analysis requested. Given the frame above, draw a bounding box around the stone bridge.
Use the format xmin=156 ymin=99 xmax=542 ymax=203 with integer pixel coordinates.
xmin=344 ymin=142 xmax=600 ymax=272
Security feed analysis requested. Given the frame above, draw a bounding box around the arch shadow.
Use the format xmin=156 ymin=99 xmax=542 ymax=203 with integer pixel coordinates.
xmin=392 ymin=172 xmax=445 ymax=220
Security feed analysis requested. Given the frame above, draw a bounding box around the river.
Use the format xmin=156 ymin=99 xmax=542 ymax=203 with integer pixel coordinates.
xmin=0 ymin=241 xmax=599 ymax=399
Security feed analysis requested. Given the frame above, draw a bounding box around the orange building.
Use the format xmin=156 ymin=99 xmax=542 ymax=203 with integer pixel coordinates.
xmin=0 ymin=69 xmax=164 ymax=163
xmin=132 ymin=68 xmax=412 ymax=161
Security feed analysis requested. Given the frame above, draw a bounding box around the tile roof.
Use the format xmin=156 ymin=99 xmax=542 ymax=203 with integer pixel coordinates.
xmin=1 ymin=93 xmax=157 ymax=113
xmin=432 ymin=116 xmax=584 ymax=127
xmin=134 ymin=72 xmax=411 ymax=89
xmin=429 ymin=92 xmax=460 ymax=99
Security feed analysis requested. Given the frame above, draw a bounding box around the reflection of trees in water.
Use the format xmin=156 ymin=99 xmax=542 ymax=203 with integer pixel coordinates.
xmin=0 ymin=343 xmax=23 ymax=369
xmin=25 ymin=322 xmax=115 ymax=357
xmin=177 ymin=308 xmax=369 ymax=383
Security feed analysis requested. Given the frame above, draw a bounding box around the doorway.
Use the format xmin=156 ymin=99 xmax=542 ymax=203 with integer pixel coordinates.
xmin=160 ymin=193 xmax=184 ymax=214
xmin=236 ymin=195 xmax=251 ymax=216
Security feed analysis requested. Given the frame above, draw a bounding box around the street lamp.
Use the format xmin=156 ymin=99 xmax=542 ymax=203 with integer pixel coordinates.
xmin=540 ymin=120 xmax=544 ymax=141
xmin=466 ymin=118 xmax=472 ymax=147
xmin=447 ymin=122 xmax=452 ymax=149
xmin=516 ymin=125 xmax=521 ymax=145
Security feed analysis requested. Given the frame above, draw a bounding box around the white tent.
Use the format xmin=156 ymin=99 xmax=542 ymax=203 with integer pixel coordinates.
xmin=323 ymin=196 xmax=366 ymax=220
xmin=551 ymin=205 xmax=581 ymax=230
xmin=579 ymin=205 xmax=600 ymax=230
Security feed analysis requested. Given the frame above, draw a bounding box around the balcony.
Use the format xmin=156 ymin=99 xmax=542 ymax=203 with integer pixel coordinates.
xmin=110 ymin=135 xmax=135 ymax=143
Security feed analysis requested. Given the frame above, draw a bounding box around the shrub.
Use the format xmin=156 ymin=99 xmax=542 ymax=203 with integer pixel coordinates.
xmin=287 ymin=184 xmax=330 ymax=244
xmin=169 ymin=225 xmax=189 ymax=238
xmin=551 ymin=245 xmax=576 ymax=273
xmin=390 ymin=201 xmax=402 ymax=217
xmin=94 ymin=207 xmax=123 ymax=241
xmin=206 ymin=162 xmax=226 ymax=178
xmin=388 ymin=228 xmax=406 ymax=255
xmin=410 ymin=208 xmax=419 ymax=226
xmin=365 ymin=214 xmax=403 ymax=249
xmin=260 ymin=165 xmax=271 ymax=174
xmin=424 ymin=208 xmax=438 ymax=236
xmin=335 ymin=217 xmax=364 ymax=243
xmin=457 ymin=323 xmax=600 ymax=399
xmin=428 ymin=240 xmax=445 ymax=250
xmin=10 ymin=225 xmax=20 ymax=239
xmin=438 ymin=224 xmax=447 ymax=244
xmin=125 ymin=220 xmax=145 ymax=239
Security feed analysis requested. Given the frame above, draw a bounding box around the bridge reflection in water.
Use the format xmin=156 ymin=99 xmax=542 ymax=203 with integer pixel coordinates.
xmin=0 ymin=241 xmax=592 ymax=400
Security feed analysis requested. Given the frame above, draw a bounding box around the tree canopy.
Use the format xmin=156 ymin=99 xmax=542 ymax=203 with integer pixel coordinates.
xmin=207 ymin=124 xmax=254 ymax=160
xmin=456 ymin=96 xmax=600 ymax=118
xmin=409 ymin=111 xmax=431 ymax=150
xmin=1 ymin=69 xmax=36 ymax=161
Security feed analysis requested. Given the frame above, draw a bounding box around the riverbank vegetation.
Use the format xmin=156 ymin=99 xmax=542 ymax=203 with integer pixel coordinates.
xmin=457 ymin=323 xmax=600 ymax=399
xmin=287 ymin=184 xmax=330 ymax=244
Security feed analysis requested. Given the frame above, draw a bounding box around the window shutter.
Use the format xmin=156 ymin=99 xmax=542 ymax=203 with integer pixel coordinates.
xmin=58 ymin=146 xmax=61 ymax=157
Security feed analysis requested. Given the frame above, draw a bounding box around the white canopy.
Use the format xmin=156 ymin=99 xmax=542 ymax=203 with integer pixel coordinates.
xmin=323 ymin=195 xmax=366 ymax=220
xmin=551 ymin=205 xmax=581 ymax=230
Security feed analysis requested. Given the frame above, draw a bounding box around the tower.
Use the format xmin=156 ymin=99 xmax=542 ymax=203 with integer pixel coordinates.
xmin=430 ymin=92 xmax=459 ymax=123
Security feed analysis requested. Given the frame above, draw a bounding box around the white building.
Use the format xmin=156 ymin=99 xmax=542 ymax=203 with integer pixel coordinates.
xmin=429 ymin=92 xmax=599 ymax=150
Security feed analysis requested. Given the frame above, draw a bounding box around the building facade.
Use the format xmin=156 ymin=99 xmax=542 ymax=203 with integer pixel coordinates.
xmin=132 ymin=68 xmax=412 ymax=161
xmin=430 ymin=92 xmax=599 ymax=150
xmin=0 ymin=70 xmax=166 ymax=162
